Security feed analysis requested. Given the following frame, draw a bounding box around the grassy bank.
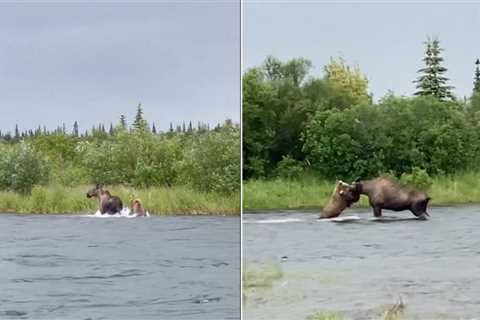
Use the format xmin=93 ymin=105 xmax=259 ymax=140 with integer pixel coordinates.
xmin=0 ymin=185 xmax=239 ymax=215
xmin=244 ymin=172 xmax=480 ymax=211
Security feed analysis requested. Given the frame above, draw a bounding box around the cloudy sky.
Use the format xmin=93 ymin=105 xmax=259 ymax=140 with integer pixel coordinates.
xmin=0 ymin=2 xmax=240 ymax=134
xmin=244 ymin=2 xmax=480 ymax=102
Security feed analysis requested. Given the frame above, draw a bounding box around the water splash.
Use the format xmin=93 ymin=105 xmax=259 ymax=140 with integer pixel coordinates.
xmin=84 ymin=207 xmax=150 ymax=218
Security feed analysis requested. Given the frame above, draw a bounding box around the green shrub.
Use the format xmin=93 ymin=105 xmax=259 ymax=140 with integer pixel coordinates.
xmin=273 ymin=155 xmax=304 ymax=179
xmin=0 ymin=142 xmax=50 ymax=194
xmin=400 ymin=167 xmax=433 ymax=191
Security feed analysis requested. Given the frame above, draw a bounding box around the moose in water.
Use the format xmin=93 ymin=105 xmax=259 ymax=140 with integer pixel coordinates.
xmin=86 ymin=184 xmax=123 ymax=215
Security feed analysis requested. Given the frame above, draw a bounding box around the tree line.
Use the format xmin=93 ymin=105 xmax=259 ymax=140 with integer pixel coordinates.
xmin=0 ymin=104 xmax=240 ymax=194
xmin=243 ymin=37 xmax=480 ymax=183
xmin=1 ymin=104 xmax=230 ymax=142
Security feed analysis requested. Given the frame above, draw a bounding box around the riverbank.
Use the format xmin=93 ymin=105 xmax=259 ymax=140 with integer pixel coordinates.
xmin=0 ymin=185 xmax=239 ymax=215
xmin=243 ymin=172 xmax=480 ymax=211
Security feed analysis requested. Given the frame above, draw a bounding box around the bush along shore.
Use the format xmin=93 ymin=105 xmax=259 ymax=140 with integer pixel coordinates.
xmin=244 ymin=171 xmax=480 ymax=211
xmin=0 ymin=105 xmax=240 ymax=215
xmin=0 ymin=185 xmax=240 ymax=215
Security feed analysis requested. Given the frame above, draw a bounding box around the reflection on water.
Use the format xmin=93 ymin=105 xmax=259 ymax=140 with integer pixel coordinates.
xmin=244 ymin=206 xmax=480 ymax=319
xmin=0 ymin=214 xmax=239 ymax=319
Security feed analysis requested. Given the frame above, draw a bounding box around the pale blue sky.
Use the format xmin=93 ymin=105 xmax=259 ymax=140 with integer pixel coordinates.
xmin=0 ymin=2 xmax=240 ymax=134
xmin=244 ymin=2 xmax=480 ymax=101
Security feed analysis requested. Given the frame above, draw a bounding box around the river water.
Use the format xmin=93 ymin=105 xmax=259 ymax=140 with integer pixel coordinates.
xmin=244 ymin=206 xmax=480 ymax=320
xmin=0 ymin=214 xmax=239 ymax=320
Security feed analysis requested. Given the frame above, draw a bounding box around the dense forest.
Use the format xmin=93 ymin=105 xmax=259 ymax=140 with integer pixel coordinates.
xmin=0 ymin=104 xmax=240 ymax=196
xmin=243 ymin=38 xmax=480 ymax=186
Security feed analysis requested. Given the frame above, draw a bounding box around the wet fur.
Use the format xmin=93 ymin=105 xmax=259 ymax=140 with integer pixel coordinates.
xmin=131 ymin=199 xmax=146 ymax=217
xmin=353 ymin=176 xmax=431 ymax=219
xmin=320 ymin=181 xmax=360 ymax=219
xmin=86 ymin=185 xmax=123 ymax=215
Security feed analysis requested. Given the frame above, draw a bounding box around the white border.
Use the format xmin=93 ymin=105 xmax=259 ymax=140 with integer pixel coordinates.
xmin=239 ymin=0 xmax=244 ymax=318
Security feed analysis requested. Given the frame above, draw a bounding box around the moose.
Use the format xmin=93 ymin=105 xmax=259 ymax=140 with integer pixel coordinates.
xmin=351 ymin=176 xmax=431 ymax=220
xmin=86 ymin=184 xmax=123 ymax=215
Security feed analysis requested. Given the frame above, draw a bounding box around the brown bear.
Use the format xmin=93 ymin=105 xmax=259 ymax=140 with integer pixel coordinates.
xmin=131 ymin=198 xmax=146 ymax=217
xmin=320 ymin=181 xmax=360 ymax=219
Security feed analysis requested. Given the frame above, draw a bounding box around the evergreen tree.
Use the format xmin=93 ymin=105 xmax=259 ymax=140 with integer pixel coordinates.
xmin=169 ymin=122 xmax=174 ymax=133
xmin=187 ymin=121 xmax=193 ymax=133
xmin=182 ymin=122 xmax=186 ymax=133
xmin=152 ymin=122 xmax=157 ymax=134
xmin=73 ymin=121 xmax=79 ymax=137
xmin=14 ymin=124 xmax=20 ymax=139
xmin=109 ymin=123 xmax=114 ymax=135
xmin=119 ymin=114 xmax=127 ymax=129
xmin=474 ymin=59 xmax=480 ymax=94
xmin=413 ymin=37 xmax=454 ymax=100
xmin=133 ymin=103 xmax=148 ymax=131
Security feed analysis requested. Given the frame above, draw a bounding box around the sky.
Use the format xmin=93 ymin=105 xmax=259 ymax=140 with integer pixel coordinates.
xmin=244 ymin=2 xmax=480 ymax=102
xmin=0 ymin=2 xmax=240 ymax=133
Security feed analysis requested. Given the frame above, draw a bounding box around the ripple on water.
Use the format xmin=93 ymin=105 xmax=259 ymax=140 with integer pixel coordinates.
xmin=244 ymin=207 xmax=480 ymax=319
xmin=0 ymin=213 xmax=239 ymax=319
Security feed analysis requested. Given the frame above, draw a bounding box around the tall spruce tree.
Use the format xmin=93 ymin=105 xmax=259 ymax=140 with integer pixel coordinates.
xmin=474 ymin=59 xmax=480 ymax=93
xmin=133 ymin=103 xmax=148 ymax=131
xmin=14 ymin=124 xmax=20 ymax=139
xmin=413 ymin=37 xmax=454 ymax=100
xmin=119 ymin=114 xmax=127 ymax=129
xmin=152 ymin=122 xmax=157 ymax=134
xmin=73 ymin=121 xmax=79 ymax=137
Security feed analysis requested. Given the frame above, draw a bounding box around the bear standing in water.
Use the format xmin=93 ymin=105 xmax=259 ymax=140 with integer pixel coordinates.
xmin=131 ymin=199 xmax=147 ymax=217
xmin=320 ymin=181 xmax=360 ymax=219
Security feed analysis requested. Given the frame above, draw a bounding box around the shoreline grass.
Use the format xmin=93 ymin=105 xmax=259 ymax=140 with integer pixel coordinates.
xmin=0 ymin=185 xmax=239 ymax=215
xmin=244 ymin=172 xmax=480 ymax=211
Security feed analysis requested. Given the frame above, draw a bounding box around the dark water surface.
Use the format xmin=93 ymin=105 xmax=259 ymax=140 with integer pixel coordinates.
xmin=244 ymin=206 xmax=480 ymax=320
xmin=0 ymin=214 xmax=239 ymax=320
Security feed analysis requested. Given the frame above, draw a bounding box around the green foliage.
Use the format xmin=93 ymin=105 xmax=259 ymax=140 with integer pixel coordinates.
xmin=0 ymin=142 xmax=50 ymax=194
xmin=400 ymin=167 xmax=433 ymax=191
xmin=414 ymin=37 xmax=454 ymax=100
xmin=244 ymin=172 xmax=480 ymax=210
xmin=323 ymin=57 xmax=371 ymax=109
xmin=273 ymin=155 xmax=304 ymax=179
xmin=0 ymin=112 xmax=239 ymax=197
xmin=133 ymin=103 xmax=149 ymax=132
xmin=303 ymin=96 xmax=476 ymax=180
xmin=182 ymin=126 xmax=240 ymax=193
xmin=0 ymin=185 xmax=239 ymax=214
xmin=474 ymin=59 xmax=480 ymax=94
xmin=243 ymin=56 xmax=371 ymax=179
